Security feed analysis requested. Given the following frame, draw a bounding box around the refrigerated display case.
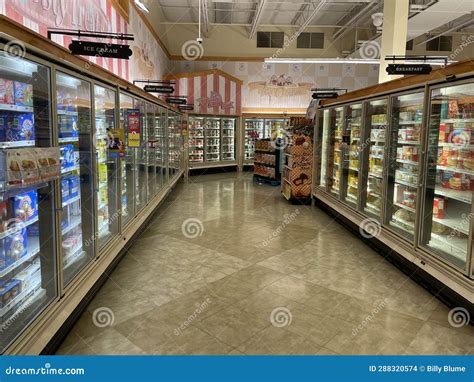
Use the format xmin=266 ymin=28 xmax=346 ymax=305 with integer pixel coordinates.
xmin=342 ymin=104 xmax=363 ymax=207
xmin=205 ymin=117 xmax=220 ymax=162
xmin=146 ymin=104 xmax=155 ymax=202
xmin=421 ymin=82 xmax=473 ymax=269
xmin=188 ymin=116 xmax=204 ymax=163
xmin=386 ymin=92 xmax=424 ymax=239
xmin=222 ymin=118 xmax=235 ymax=161
xmin=119 ymin=93 xmax=134 ymax=228
xmin=56 ymin=72 xmax=95 ymax=285
xmin=312 ymin=60 xmax=473 ymax=314
xmin=266 ymin=118 xmax=287 ymax=139
xmin=244 ymin=119 xmax=264 ymax=161
xmin=188 ymin=116 xmax=237 ymax=169
xmin=361 ymin=99 xmax=387 ymax=217
xmin=329 ymin=107 xmax=346 ymax=198
xmin=94 ymin=85 xmax=119 ymax=248
xmin=0 ymin=51 xmax=58 ymax=352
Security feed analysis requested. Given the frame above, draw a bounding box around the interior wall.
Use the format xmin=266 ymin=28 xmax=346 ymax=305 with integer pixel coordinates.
xmin=171 ymin=60 xmax=380 ymax=113
xmin=0 ymin=0 xmax=171 ymax=82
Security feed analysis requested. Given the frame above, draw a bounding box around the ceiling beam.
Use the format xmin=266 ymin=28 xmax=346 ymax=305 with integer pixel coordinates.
xmin=249 ymin=0 xmax=267 ymax=39
xmin=416 ymin=13 xmax=474 ymax=45
xmin=331 ymin=0 xmax=380 ymax=42
xmin=292 ymin=0 xmax=328 ymax=36
xmin=201 ymin=0 xmax=210 ymax=37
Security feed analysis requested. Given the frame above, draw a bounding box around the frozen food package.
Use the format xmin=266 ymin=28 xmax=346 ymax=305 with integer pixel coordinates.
xmin=35 ymin=147 xmax=60 ymax=180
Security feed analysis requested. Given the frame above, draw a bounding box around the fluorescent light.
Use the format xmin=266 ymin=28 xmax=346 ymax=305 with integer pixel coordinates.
xmin=135 ymin=0 xmax=150 ymax=13
xmin=265 ymin=58 xmax=455 ymax=66
xmin=265 ymin=58 xmax=380 ymax=65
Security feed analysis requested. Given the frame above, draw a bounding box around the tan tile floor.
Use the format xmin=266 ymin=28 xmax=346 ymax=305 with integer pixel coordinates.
xmin=56 ymin=173 xmax=474 ymax=355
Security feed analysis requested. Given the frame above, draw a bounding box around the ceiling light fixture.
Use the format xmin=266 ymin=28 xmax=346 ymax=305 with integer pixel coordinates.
xmin=264 ymin=58 xmax=455 ymax=66
xmin=135 ymin=0 xmax=149 ymax=13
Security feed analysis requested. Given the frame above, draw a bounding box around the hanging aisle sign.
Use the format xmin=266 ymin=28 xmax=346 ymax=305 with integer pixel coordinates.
xmin=312 ymin=92 xmax=338 ymax=99
xmin=143 ymin=85 xmax=175 ymax=93
xmin=386 ymin=63 xmax=432 ymax=75
xmin=127 ymin=109 xmax=141 ymax=148
xmin=69 ymin=40 xmax=133 ymax=59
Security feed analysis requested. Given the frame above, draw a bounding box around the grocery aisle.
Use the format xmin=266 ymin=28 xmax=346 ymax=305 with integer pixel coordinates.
xmin=57 ymin=173 xmax=473 ymax=355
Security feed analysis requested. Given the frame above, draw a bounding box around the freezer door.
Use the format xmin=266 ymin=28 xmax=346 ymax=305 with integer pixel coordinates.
xmin=329 ymin=107 xmax=346 ymax=198
xmin=420 ymin=82 xmax=474 ymax=271
xmin=385 ymin=92 xmax=424 ymax=240
xmin=341 ymin=103 xmax=363 ymax=207
xmin=120 ymin=93 xmax=135 ymax=228
xmin=56 ymin=72 xmax=95 ymax=286
xmin=154 ymin=105 xmax=164 ymax=191
xmin=134 ymin=98 xmax=147 ymax=212
xmin=94 ymin=85 xmax=119 ymax=249
xmin=146 ymin=102 xmax=155 ymax=202
xmin=188 ymin=116 xmax=205 ymax=164
xmin=0 ymin=52 xmax=58 ymax=352
xmin=319 ymin=109 xmax=331 ymax=189
xmin=221 ymin=118 xmax=235 ymax=161
xmin=205 ymin=117 xmax=220 ymax=162
xmin=360 ymin=99 xmax=388 ymax=217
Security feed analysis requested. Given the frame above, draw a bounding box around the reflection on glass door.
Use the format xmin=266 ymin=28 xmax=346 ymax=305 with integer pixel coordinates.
xmin=0 ymin=52 xmax=57 ymax=351
xmin=119 ymin=93 xmax=134 ymax=228
xmin=386 ymin=92 xmax=424 ymax=239
xmin=421 ymin=82 xmax=473 ymax=270
xmin=221 ymin=118 xmax=235 ymax=161
xmin=56 ymin=72 xmax=94 ymax=285
xmin=146 ymin=103 xmax=155 ymax=202
xmin=154 ymin=105 xmax=164 ymax=191
xmin=330 ymin=107 xmax=345 ymax=197
xmin=362 ymin=99 xmax=387 ymax=217
xmin=342 ymin=104 xmax=362 ymax=206
xmin=134 ymin=99 xmax=147 ymax=211
xmin=94 ymin=85 xmax=119 ymax=247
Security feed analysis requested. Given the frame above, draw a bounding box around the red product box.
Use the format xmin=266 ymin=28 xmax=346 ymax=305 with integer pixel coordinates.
xmin=433 ymin=197 xmax=445 ymax=219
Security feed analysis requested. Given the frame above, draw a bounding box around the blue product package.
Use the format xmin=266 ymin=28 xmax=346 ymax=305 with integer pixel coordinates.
xmin=13 ymin=191 xmax=38 ymax=222
xmin=27 ymin=224 xmax=40 ymax=237
xmin=68 ymin=175 xmax=79 ymax=199
xmin=6 ymin=113 xmax=35 ymax=142
xmin=0 ymin=112 xmax=8 ymax=142
xmin=1 ymin=228 xmax=27 ymax=268
xmin=61 ymin=178 xmax=70 ymax=202
xmin=60 ymin=144 xmax=75 ymax=170
xmin=0 ymin=279 xmax=21 ymax=308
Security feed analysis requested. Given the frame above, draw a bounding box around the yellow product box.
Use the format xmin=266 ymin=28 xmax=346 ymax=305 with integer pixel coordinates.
xmin=98 ymin=163 xmax=107 ymax=183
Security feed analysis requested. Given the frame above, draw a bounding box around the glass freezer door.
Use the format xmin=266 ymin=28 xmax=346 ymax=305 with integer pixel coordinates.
xmin=119 ymin=93 xmax=134 ymax=228
xmin=329 ymin=107 xmax=345 ymax=197
xmin=385 ymin=92 xmax=424 ymax=239
xmin=134 ymin=99 xmax=147 ymax=212
xmin=0 ymin=52 xmax=57 ymax=351
xmin=361 ymin=99 xmax=387 ymax=217
xmin=168 ymin=112 xmax=177 ymax=177
xmin=320 ymin=109 xmax=330 ymax=189
xmin=188 ymin=116 xmax=205 ymax=164
xmin=94 ymin=85 xmax=119 ymax=248
xmin=56 ymin=72 xmax=94 ymax=285
xmin=342 ymin=103 xmax=362 ymax=207
xmin=205 ymin=117 xmax=220 ymax=162
xmin=146 ymin=103 xmax=155 ymax=202
xmin=221 ymin=118 xmax=235 ymax=161
xmin=244 ymin=118 xmax=264 ymax=160
xmin=421 ymin=82 xmax=474 ymax=270
xmin=154 ymin=105 xmax=164 ymax=191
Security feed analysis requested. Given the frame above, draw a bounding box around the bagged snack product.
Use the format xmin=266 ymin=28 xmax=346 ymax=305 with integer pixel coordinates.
xmin=13 ymin=191 xmax=38 ymax=222
xmin=13 ymin=81 xmax=33 ymax=107
xmin=0 ymin=79 xmax=14 ymax=104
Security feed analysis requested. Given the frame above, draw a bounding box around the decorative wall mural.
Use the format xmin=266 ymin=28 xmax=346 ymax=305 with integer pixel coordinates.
xmin=197 ymin=91 xmax=235 ymax=111
xmin=248 ymin=74 xmax=314 ymax=103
